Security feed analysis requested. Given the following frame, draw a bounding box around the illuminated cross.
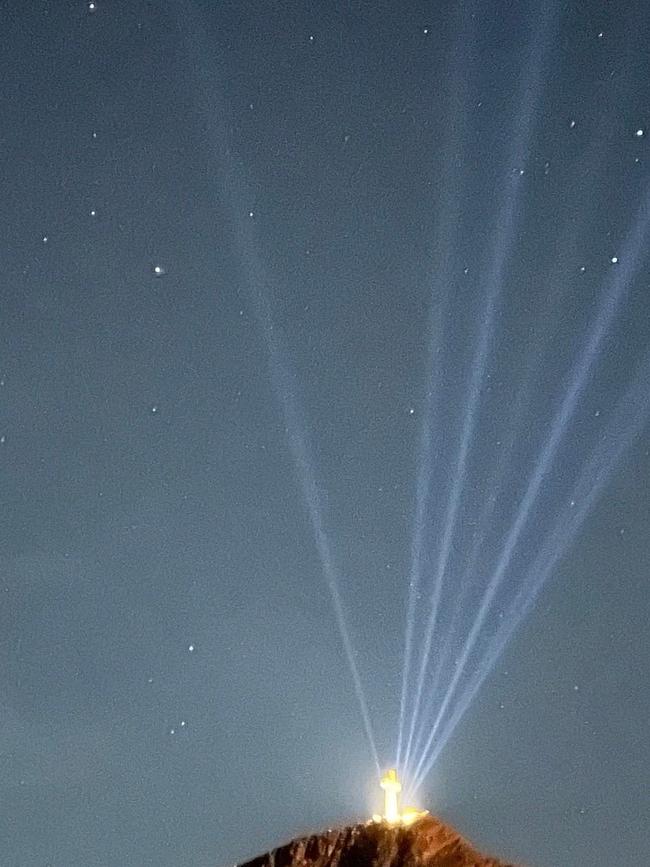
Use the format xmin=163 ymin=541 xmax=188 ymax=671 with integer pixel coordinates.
xmin=372 ymin=770 xmax=429 ymax=826
xmin=380 ymin=768 xmax=402 ymax=823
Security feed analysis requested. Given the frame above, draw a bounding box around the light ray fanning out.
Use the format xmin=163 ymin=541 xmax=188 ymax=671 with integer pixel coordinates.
xmin=175 ymin=0 xmax=380 ymax=773
xmin=403 ymin=0 xmax=559 ymax=775
xmin=412 ymin=183 xmax=650 ymax=786
xmin=396 ymin=0 xmax=475 ymax=775
xmin=412 ymin=348 xmax=650 ymax=788
xmin=407 ymin=126 xmax=610 ymax=776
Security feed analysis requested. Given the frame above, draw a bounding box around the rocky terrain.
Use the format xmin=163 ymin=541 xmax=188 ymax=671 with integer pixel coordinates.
xmin=238 ymin=814 xmax=518 ymax=867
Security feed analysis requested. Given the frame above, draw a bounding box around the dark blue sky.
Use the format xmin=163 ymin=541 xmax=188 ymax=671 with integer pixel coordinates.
xmin=2 ymin=1 xmax=649 ymax=865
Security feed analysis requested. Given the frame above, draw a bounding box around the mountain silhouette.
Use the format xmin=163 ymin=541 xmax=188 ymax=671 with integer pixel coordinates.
xmin=237 ymin=814 xmax=518 ymax=867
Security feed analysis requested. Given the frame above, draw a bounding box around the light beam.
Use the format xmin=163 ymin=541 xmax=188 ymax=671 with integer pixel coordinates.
xmin=412 ymin=347 xmax=650 ymax=786
xmin=175 ymin=0 xmax=380 ymax=773
xmin=406 ymin=125 xmax=610 ymax=775
xmin=404 ymin=0 xmax=558 ymax=775
xmin=412 ymin=182 xmax=650 ymax=785
xmin=396 ymin=0 xmax=475 ymax=775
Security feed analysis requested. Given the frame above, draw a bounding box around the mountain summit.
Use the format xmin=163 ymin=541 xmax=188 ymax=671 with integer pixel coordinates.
xmin=238 ymin=814 xmax=517 ymax=867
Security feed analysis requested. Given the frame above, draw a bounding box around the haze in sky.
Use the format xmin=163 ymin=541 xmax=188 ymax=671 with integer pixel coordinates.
xmin=2 ymin=1 xmax=649 ymax=865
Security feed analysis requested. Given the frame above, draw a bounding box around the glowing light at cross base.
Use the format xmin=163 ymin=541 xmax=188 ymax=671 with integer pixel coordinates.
xmin=371 ymin=769 xmax=429 ymax=826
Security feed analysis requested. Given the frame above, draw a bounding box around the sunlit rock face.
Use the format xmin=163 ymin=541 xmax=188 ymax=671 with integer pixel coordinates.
xmin=237 ymin=815 xmax=517 ymax=867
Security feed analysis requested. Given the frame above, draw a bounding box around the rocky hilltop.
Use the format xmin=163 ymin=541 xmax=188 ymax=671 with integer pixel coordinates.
xmin=238 ymin=815 xmax=517 ymax=867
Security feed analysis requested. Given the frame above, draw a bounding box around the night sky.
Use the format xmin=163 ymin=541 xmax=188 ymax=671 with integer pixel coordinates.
xmin=2 ymin=1 xmax=650 ymax=865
